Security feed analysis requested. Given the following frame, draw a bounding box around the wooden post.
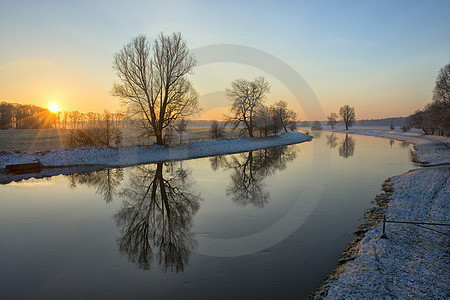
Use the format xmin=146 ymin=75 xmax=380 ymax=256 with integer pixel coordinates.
xmin=380 ymin=215 xmax=387 ymax=239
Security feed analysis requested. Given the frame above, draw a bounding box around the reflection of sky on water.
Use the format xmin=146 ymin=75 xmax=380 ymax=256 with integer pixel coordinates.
xmin=0 ymin=132 xmax=416 ymax=299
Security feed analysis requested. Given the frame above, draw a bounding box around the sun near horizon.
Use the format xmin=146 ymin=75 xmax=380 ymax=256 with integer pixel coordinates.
xmin=48 ymin=103 xmax=60 ymax=113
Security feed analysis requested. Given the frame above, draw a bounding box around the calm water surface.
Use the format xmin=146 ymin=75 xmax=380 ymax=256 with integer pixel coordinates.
xmin=0 ymin=132 xmax=416 ymax=299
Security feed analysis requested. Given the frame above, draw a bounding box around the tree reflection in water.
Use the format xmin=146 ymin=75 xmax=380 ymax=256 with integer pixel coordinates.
xmin=67 ymin=168 xmax=124 ymax=203
xmin=400 ymin=141 xmax=410 ymax=148
xmin=115 ymin=162 xmax=201 ymax=272
xmin=389 ymin=139 xmax=395 ymax=148
xmin=326 ymin=133 xmax=338 ymax=148
xmin=338 ymin=134 xmax=356 ymax=158
xmin=210 ymin=146 xmax=297 ymax=207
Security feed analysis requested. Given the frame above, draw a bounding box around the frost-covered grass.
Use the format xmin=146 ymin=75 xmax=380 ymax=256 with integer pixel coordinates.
xmin=317 ymin=166 xmax=449 ymax=299
xmin=313 ymin=129 xmax=450 ymax=299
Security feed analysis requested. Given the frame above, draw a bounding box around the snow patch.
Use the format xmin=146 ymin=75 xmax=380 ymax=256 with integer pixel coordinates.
xmin=313 ymin=129 xmax=449 ymax=299
xmin=0 ymin=131 xmax=311 ymax=170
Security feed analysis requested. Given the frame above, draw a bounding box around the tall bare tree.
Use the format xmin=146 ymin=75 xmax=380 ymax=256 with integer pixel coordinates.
xmin=226 ymin=77 xmax=270 ymax=137
xmin=327 ymin=112 xmax=338 ymax=129
xmin=339 ymin=105 xmax=356 ymax=130
xmin=112 ymin=33 xmax=200 ymax=145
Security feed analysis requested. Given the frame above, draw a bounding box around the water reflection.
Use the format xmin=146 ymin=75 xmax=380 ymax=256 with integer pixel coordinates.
xmin=310 ymin=131 xmax=322 ymax=138
xmin=210 ymin=146 xmax=297 ymax=207
xmin=115 ymin=163 xmax=201 ymax=272
xmin=338 ymin=134 xmax=356 ymax=158
xmin=67 ymin=169 xmax=124 ymax=203
xmin=326 ymin=134 xmax=338 ymax=148
xmin=400 ymin=141 xmax=410 ymax=148
xmin=209 ymin=155 xmax=226 ymax=172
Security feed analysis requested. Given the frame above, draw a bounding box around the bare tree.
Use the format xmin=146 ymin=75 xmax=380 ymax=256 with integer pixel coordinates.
xmin=62 ymin=111 xmax=69 ymax=129
xmin=339 ymin=105 xmax=356 ymax=130
xmin=102 ymin=110 xmax=122 ymax=147
xmin=270 ymin=100 xmax=297 ymax=133
xmin=112 ymin=33 xmax=200 ymax=145
xmin=254 ymin=105 xmax=272 ymax=137
xmin=226 ymin=77 xmax=270 ymax=138
xmin=326 ymin=112 xmax=338 ymax=129
xmin=174 ymin=118 xmax=188 ymax=143
xmin=209 ymin=120 xmax=225 ymax=139
xmin=433 ymin=62 xmax=450 ymax=104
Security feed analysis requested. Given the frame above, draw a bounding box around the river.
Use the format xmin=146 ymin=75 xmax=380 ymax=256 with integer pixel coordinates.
xmin=0 ymin=132 xmax=417 ymax=299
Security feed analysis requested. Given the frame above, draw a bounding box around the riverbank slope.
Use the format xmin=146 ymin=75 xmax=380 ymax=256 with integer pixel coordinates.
xmin=0 ymin=131 xmax=311 ymax=183
xmin=313 ymin=130 xmax=449 ymax=298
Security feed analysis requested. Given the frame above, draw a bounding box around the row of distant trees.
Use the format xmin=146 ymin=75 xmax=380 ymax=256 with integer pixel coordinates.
xmin=0 ymin=102 xmax=130 ymax=131
xmin=57 ymin=111 xmax=128 ymax=130
xmin=408 ymin=63 xmax=449 ymax=136
xmin=0 ymin=102 xmax=56 ymax=129
xmin=66 ymin=110 xmax=123 ymax=148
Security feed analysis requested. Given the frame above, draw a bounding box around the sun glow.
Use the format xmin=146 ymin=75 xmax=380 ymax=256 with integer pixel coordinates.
xmin=48 ymin=103 xmax=60 ymax=113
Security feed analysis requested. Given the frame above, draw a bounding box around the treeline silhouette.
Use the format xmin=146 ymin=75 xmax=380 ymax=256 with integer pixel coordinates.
xmin=0 ymin=101 xmax=129 ymax=130
xmin=408 ymin=62 xmax=449 ymax=136
xmin=0 ymin=102 xmax=56 ymax=129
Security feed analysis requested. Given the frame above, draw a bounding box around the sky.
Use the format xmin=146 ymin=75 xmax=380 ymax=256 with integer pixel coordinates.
xmin=0 ymin=0 xmax=449 ymax=120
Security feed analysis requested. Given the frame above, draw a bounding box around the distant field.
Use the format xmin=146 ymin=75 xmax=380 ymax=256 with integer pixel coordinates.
xmin=0 ymin=126 xmax=241 ymax=152
xmin=0 ymin=129 xmax=69 ymax=152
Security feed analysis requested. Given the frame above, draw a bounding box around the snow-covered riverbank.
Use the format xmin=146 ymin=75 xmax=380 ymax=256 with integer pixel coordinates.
xmin=313 ymin=130 xmax=449 ymax=299
xmin=327 ymin=128 xmax=449 ymax=165
xmin=0 ymin=131 xmax=311 ymax=182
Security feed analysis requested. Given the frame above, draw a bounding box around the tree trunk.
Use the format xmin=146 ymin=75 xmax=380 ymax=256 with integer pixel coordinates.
xmin=155 ymin=130 xmax=163 ymax=145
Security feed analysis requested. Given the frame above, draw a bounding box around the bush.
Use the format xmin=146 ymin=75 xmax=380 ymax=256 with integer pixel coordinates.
xmin=311 ymin=121 xmax=323 ymax=130
xmin=66 ymin=125 xmax=122 ymax=148
xmin=209 ymin=121 xmax=225 ymax=139
xmin=401 ymin=125 xmax=410 ymax=132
